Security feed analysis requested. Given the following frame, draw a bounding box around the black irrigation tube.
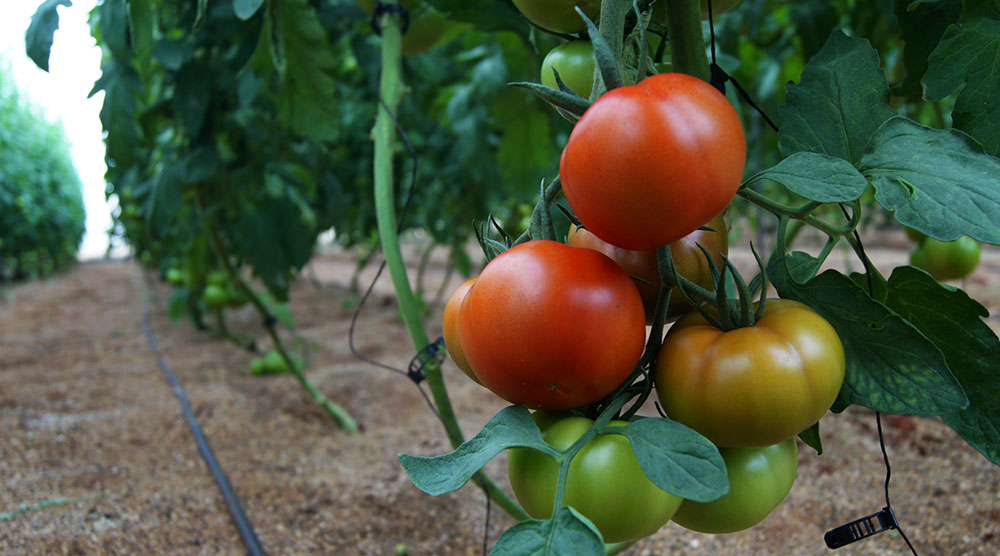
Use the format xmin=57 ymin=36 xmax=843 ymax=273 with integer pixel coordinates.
xmin=141 ymin=304 xmax=267 ymax=556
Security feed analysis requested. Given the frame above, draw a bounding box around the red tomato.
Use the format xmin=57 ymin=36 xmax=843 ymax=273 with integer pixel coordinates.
xmin=458 ymin=240 xmax=645 ymax=410
xmin=567 ymin=213 xmax=729 ymax=323
xmin=559 ymin=73 xmax=746 ymax=250
xmin=442 ymin=277 xmax=480 ymax=384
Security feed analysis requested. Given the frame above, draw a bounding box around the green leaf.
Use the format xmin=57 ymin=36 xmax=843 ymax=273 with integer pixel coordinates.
xmin=399 ymin=406 xmax=556 ymax=496
xmin=797 ymin=422 xmax=823 ymax=455
xmin=580 ymin=7 xmax=625 ymax=92
xmin=424 ymin=0 xmax=528 ymax=33
xmin=148 ymin=161 xmax=183 ymax=233
xmin=491 ymin=507 xmax=605 ymax=556
xmin=174 ymin=63 xmax=213 ymax=136
xmin=252 ymin=0 xmax=341 ymax=140
xmin=99 ymin=0 xmax=131 ymax=61
xmin=614 ymin=418 xmax=728 ymax=503
xmin=25 ymin=0 xmax=72 ymax=72
xmin=884 ymin=266 xmax=1000 ymax=465
xmin=232 ymin=189 xmax=314 ymax=297
xmin=153 ymin=40 xmax=188 ymax=71
xmin=752 ymin=152 xmax=869 ymax=203
xmin=923 ymin=13 xmax=1000 ymax=156
xmin=494 ymin=91 xmax=558 ymax=190
xmin=778 ymin=31 xmax=896 ymax=163
xmin=771 ymin=255 xmax=969 ymax=415
xmin=507 ymin=82 xmax=591 ymax=118
xmin=892 ymin=0 xmax=962 ymax=99
xmin=129 ymin=0 xmax=154 ymax=70
xmin=234 ymin=0 xmax=267 ymax=20
xmin=859 ymin=117 xmax=1000 ymax=245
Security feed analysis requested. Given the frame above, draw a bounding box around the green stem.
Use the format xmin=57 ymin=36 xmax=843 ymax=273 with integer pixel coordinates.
xmin=663 ymin=0 xmax=710 ymax=80
xmin=196 ymin=193 xmax=359 ymax=435
xmin=592 ymin=0 xmax=631 ymax=99
xmin=372 ymin=13 xmax=526 ymax=522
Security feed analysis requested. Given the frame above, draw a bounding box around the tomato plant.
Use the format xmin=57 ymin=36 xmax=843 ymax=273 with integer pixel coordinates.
xmin=507 ymin=416 xmax=683 ymax=543
xmin=510 ymin=0 xmax=601 ymax=33
xmin=567 ymin=213 xmax=729 ymax=323
xmin=458 ymin=240 xmax=645 ymax=410
xmin=655 ymin=299 xmax=846 ymax=448
xmin=541 ymin=41 xmax=596 ymax=98
xmin=441 ymin=277 xmax=480 ymax=384
xmin=559 ymin=72 xmax=747 ymax=250
xmin=672 ymin=438 xmax=798 ymax=534
xmin=910 ymin=236 xmax=981 ymax=281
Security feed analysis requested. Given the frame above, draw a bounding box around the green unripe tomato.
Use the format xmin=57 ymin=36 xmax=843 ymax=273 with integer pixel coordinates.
xmin=166 ymin=268 xmax=185 ymax=286
xmin=206 ymin=270 xmax=229 ymax=287
xmin=507 ymin=416 xmax=683 ymax=543
xmin=263 ymin=350 xmax=290 ymax=374
xmin=541 ymin=41 xmax=596 ymax=98
xmin=672 ymin=438 xmax=798 ymax=534
xmin=511 ymin=0 xmax=601 ymax=33
xmin=909 ymin=236 xmax=981 ymax=281
xmin=202 ymin=284 xmax=229 ymax=309
xmin=250 ymin=357 xmax=268 ymax=376
xmin=225 ymin=284 xmax=248 ymax=308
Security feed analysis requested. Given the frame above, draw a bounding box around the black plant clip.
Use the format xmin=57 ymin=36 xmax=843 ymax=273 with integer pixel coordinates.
xmin=825 ymin=507 xmax=900 ymax=549
xmin=407 ymin=336 xmax=445 ymax=384
xmin=370 ymin=1 xmax=411 ymax=36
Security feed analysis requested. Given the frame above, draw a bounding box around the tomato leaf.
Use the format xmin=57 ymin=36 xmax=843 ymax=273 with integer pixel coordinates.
xmin=751 ymin=152 xmax=868 ymax=203
xmin=491 ymin=507 xmax=604 ymax=556
xmin=797 ymin=422 xmax=823 ymax=455
xmin=174 ymin=62 xmax=213 ymax=136
xmin=883 ymin=266 xmax=1000 ymax=465
xmin=892 ymin=0 xmax=962 ymax=100
xmin=581 ymin=7 xmax=625 ymax=92
xmin=398 ymin=406 xmax=557 ymax=496
xmin=507 ymin=82 xmax=592 ymax=118
xmin=25 ymin=0 xmax=72 ymax=72
xmin=771 ymin=255 xmax=969 ymax=416
xmin=613 ymin=418 xmax=728 ymax=503
xmin=233 ymin=0 xmax=266 ymax=20
xmin=859 ymin=117 xmax=1000 ymax=245
xmin=167 ymin=288 xmax=190 ymax=323
xmin=777 ymin=30 xmax=896 ymax=164
xmin=923 ymin=12 xmax=1000 ymax=156
xmin=423 ymin=0 xmax=528 ymax=34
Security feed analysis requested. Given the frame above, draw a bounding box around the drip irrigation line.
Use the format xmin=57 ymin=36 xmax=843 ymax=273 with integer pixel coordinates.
xmin=142 ymin=304 xmax=267 ymax=556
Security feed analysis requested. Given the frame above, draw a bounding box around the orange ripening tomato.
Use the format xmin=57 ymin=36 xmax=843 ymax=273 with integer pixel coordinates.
xmin=567 ymin=213 xmax=729 ymax=323
xmin=459 ymin=240 xmax=645 ymax=410
xmin=560 ymin=73 xmax=746 ymax=251
xmin=442 ymin=277 xmax=480 ymax=384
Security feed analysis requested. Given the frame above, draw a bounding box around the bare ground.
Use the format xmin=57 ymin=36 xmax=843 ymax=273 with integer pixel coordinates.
xmin=1 ymin=234 xmax=999 ymax=556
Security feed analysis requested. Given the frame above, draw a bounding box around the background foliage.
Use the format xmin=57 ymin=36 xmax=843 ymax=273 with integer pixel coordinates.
xmin=0 ymin=63 xmax=85 ymax=281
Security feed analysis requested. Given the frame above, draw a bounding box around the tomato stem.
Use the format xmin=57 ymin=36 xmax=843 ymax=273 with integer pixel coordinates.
xmin=371 ymin=13 xmax=529 ymax=521
xmin=662 ymin=0 xmax=711 ymax=81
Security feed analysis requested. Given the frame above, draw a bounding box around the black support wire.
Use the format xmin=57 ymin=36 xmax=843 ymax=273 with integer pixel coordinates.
xmin=142 ymin=304 xmax=267 ymax=556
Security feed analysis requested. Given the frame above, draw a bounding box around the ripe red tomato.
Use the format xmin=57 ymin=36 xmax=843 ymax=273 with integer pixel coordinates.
xmin=511 ymin=0 xmax=601 ymax=34
xmin=459 ymin=240 xmax=645 ymax=410
xmin=672 ymin=438 xmax=798 ymax=533
xmin=559 ymin=73 xmax=746 ymax=251
xmin=567 ymin=213 xmax=729 ymax=323
xmin=442 ymin=277 xmax=480 ymax=384
xmin=541 ymin=40 xmax=596 ymax=98
xmin=655 ymin=299 xmax=845 ymax=448
xmin=507 ymin=416 xmax=683 ymax=543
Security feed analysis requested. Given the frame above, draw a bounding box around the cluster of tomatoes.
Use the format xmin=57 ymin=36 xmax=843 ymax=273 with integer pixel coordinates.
xmin=437 ymin=0 xmax=846 ymax=545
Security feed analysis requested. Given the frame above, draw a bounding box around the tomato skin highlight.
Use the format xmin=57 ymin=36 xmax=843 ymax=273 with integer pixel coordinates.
xmin=442 ymin=277 xmax=480 ymax=384
xmin=672 ymin=438 xmax=798 ymax=534
xmin=459 ymin=240 xmax=645 ymax=410
xmin=507 ymin=417 xmax=683 ymax=543
xmin=560 ymin=73 xmax=746 ymax=251
xmin=655 ymin=299 xmax=845 ymax=448
xmin=567 ymin=213 xmax=729 ymax=323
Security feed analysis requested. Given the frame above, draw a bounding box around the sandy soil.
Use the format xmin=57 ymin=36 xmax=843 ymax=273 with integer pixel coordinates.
xmin=1 ymin=235 xmax=998 ymax=556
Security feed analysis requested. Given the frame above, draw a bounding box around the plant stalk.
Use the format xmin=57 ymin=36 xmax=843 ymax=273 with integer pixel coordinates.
xmin=663 ymin=0 xmax=711 ymax=80
xmin=371 ymin=13 xmax=527 ymax=522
